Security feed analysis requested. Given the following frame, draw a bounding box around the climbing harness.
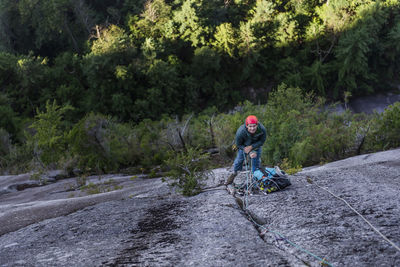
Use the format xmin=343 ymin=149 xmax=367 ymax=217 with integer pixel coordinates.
xmin=235 ymin=151 xmax=334 ymax=267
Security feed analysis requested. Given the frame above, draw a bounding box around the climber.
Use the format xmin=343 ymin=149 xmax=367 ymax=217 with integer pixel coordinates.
xmin=225 ymin=115 xmax=266 ymax=185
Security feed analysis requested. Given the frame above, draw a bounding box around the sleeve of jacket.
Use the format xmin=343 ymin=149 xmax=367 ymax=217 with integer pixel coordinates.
xmin=235 ymin=125 xmax=246 ymax=150
xmin=251 ymin=123 xmax=267 ymax=149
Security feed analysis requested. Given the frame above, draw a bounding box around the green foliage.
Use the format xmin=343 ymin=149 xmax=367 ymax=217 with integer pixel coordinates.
xmin=316 ymin=0 xmax=360 ymax=32
xmin=274 ymin=13 xmax=298 ymax=47
xmin=1 ymin=0 xmax=400 ymax=177
xmin=289 ymin=111 xmax=357 ymax=166
xmin=1 ymin=0 xmax=400 ymax=128
xmin=279 ymin=158 xmax=302 ymax=175
xmin=81 ymin=44 xmax=139 ymax=120
xmin=0 ymin=128 xmax=11 ymax=158
xmin=303 ymin=60 xmax=328 ymax=95
xmin=0 ymin=0 xmax=125 ymax=55
xmin=0 ymin=52 xmax=18 ymax=85
xmin=260 ymin=84 xmax=365 ymax=167
xmin=145 ymin=59 xmax=182 ymax=115
xmin=163 ymin=147 xmax=211 ymax=196
xmin=129 ymin=0 xmax=173 ymax=41
xmin=0 ymin=93 xmax=20 ymax=139
xmin=173 ymin=0 xmax=209 ymax=47
xmin=29 ymin=100 xmax=73 ymax=166
xmin=188 ymin=107 xmax=218 ymax=148
xmin=9 ymin=53 xmax=51 ymax=117
xmin=213 ymin=23 xmax=238 ymax=57
xmin=364 ymin=102 xmax=400 ymax=151
xmin=0 ymin=143 xmax=34 ymax=174
xmin=68 ymin=113 xmax=124 ymax=173
xmin=91 ymin=25 xmax=133 ymax=55
xmin=66 ymin=113 xmax=156 ymax=173
xmin=261 ymin=84 xmax=315 ymax=163
xmin=335 ymin=25 xmax=374 ymax=96
xmin=134 ymin=119 xmax=164 ymax=168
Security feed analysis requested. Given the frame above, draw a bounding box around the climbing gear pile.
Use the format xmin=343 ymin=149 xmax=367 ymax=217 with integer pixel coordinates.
xmin=230 ymin=151 xmax=334 ymax=267
xmin=233 ymin=165 xmax=291 ymax=196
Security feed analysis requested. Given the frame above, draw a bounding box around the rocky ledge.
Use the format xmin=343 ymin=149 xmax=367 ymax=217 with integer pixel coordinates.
xmin=0 ymin=148 xmax=400 ymax=266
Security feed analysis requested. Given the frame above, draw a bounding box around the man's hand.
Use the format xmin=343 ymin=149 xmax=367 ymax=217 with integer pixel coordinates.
xmin=249 ymin=151 xmax=257 ymax=158
xmin=244 ymin=145 xmax=253 ymax=154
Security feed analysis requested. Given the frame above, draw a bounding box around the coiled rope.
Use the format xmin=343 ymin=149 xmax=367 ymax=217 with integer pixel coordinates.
xmin=241 ymin=152 xmax=334 ymax=266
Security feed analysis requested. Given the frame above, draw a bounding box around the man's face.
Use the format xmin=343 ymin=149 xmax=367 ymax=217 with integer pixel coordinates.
xmin=246 ymin=123 xmax=258 ymax=134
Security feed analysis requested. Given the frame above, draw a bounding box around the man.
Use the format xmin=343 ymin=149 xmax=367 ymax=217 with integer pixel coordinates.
xmin=225 ymin=115 xmax=266 ymax=185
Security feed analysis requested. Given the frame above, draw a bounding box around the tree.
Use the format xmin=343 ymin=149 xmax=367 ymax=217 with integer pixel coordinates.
xmin=213 ymin=23 xmax=238 ymax=57
xmin=29 ymin=100 xmax=73 ymax=166
xmin=134 ymin=0 xmax=173 ymax=40
xmin=90 ymin=25 xmax=133 ymax=55
xmin=173 ymin=0 xmax=209 ymax=47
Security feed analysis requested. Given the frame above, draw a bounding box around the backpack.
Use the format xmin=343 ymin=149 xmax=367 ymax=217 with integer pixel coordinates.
xmin=252 ymin=166 xmax=291 ymax=193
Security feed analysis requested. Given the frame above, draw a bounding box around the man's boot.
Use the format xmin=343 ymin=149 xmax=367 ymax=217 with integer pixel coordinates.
xmin=225 ymin=171 xmax=237 ymax=185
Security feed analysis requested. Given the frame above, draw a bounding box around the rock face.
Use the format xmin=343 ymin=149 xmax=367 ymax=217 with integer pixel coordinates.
xmin=244 ymin=148 xmax=400 ymax=266
xmin=325 ymin=91 xmax=400 ymax=115
xmin=348 ymin=92 xmax=400 ymax=114
xmin=1 ymin=149 xmax=400 ymax=266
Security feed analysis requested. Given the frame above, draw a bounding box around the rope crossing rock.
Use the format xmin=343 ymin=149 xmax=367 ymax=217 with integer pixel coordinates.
xmin=227 ymin=152 xmax=334 ymax=267
xmin=308 ymin=177 xmax=400 ymax=253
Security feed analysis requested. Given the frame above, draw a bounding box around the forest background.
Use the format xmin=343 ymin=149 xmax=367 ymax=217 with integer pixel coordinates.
xmin=0 ymin=0 xmax=400 ymax=194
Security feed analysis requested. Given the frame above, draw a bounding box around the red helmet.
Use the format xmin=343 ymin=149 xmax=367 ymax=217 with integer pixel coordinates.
xmin=245 ymin=115 xmax=258 ymax=125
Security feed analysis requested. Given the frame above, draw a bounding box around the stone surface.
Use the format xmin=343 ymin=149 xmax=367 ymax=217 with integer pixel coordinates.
xmin=0 ymin=149 xmax=400 ymax=266
xmin=0 ymin=171 xmax=300 ymax=266
xmin=242 ymin=148 xmax=400 ymax=266
xmin=349 ymin=92 xmax=400 ymax=114
xmin=327 ymin=91 xmax=400 ymax=114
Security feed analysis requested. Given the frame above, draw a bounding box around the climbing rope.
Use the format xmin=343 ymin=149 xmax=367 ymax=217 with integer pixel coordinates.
xmin=309 ymin=178 xmax=400 ymax=253
xmin=240 ymin=154 xmax=334 ymax=267
xmin=243 ymin=151 xmax=251 ymax=209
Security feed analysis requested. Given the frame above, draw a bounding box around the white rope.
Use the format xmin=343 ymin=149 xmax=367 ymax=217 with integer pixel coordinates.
xmin=243 ymin=152 xmax=250 ymax=209
xmin=311 ymin=180 xmax=400 ymax=253
xmin=242 ymin=161 xmax=333 ymax=266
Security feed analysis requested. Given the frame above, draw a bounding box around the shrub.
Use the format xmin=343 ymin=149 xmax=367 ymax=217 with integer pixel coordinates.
xmin=133 ymin=117 xmax=171 ymax=170
xmin=289 ymin=111 xmax=358 ymax=166
xmin=363 ymin=102 xmax=400 ymax=151
xmin=163 ymin=147 xmax=212 ymax=196
xmin=262 ymin=84 xmax=317 ymax=165
xmin=68 ymin=113 xmax=121 ymax=173
xmin=0 ymin=138 xmax=35 ymax=174
xmin=28 ymin=100 xmax=73 ymax=167
xmin=279 ymin=158 xmax=302 ymax=175
xmin=188 ymin=107 xmax=218 ymax=149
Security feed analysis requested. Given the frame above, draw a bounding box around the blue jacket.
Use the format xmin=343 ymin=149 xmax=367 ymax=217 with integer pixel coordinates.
xmin=235 ymin=122 xmax=267 ymax=151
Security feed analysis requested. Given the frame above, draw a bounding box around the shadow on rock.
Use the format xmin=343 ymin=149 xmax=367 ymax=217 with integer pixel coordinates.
xmin=105 ymin=200 xmax=184 ymax=266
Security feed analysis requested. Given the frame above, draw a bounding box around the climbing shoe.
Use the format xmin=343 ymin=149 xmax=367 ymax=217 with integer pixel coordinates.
xmin=225 ymin=172 xmax=238 ymax=185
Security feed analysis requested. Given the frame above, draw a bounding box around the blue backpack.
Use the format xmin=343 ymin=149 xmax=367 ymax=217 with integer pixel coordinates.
xmin=252 ymin=167 xmax=291 ymax=193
